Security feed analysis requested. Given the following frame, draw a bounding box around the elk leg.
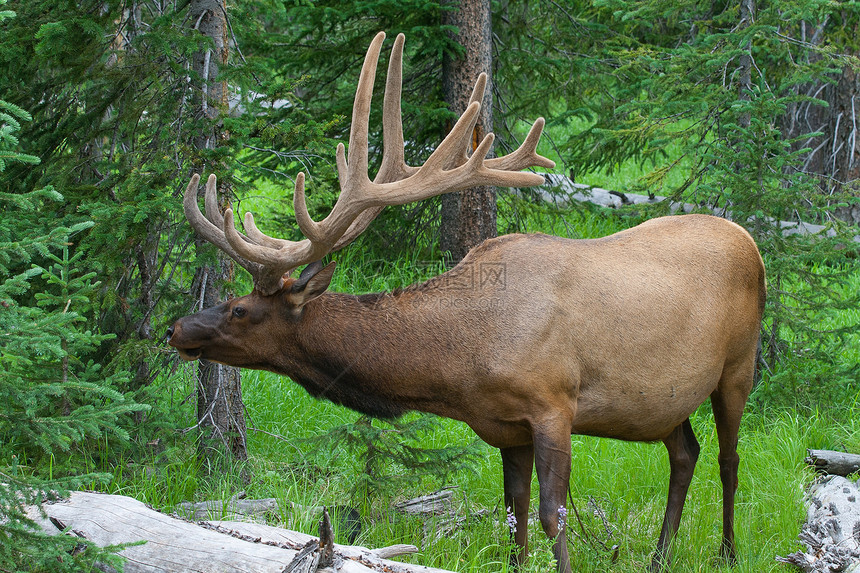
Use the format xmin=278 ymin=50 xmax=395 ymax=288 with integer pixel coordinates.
xmin=651 ymin=418 xmax=700 ymax=572
xmin=533 ymin=430 xmax=572 ymax=573
xmin=710 ymin=365 xmax=751 ymax=565
xmin=501 ymin=444 xmax=534 ymax=568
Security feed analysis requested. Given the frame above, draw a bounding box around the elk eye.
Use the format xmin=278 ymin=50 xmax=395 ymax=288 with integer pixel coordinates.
xmin=232 ymin=306 xmax=247 ymax=318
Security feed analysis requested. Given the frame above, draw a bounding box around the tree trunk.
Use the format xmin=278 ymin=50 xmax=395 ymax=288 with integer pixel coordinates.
xmin=827 ymin=61 xmax=860 ymax=223
xmin=779 ymin=19 xmax=860 ymax=224
xmin=189 ymin=0 xmax=247 ymax=463
xmin=192 ymin=257 xmax=248 ymax=462
xmin=129 ymin=223 xmax=159 ymax=425
xmin=737 ymin=0 xmax=754 ymax=129
xmin=439 ymin=0 xmax=496 ymax=263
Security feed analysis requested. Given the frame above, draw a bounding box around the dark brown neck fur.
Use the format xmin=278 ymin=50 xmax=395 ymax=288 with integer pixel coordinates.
xmin=268 ymin=288 xmax=463 ymax=419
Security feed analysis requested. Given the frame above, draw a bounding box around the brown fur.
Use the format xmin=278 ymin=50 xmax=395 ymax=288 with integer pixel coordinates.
xmin=168 ymin=214 xmax=766 ymax=572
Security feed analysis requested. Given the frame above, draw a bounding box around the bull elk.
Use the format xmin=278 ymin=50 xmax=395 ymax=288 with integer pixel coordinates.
xmin=167 ymin=32 xmax=766 ymax=573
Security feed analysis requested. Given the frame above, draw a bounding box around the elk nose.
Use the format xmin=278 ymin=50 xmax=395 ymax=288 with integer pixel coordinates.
xmin=165 ymin=325 xmax=175 ymax=340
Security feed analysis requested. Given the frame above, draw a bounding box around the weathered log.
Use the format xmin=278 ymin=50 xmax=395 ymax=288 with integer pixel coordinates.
xmin=175 ymin=496 xmax=281 ymax=521
xmin=202 ymin=521 xmax=419 ymax=561
xmin=392 ymin=488 xmax=493 ymax=543
xmin=393 ymin=489 xmax=455 ymax=516
xmin=27 ymin=491 xmax=454 ymax=573
xmin=776 ymin=475 xmax=860 ymax=572
xmin=805 ymin=449 xmax=860 ymax=476
xmin=533 ymin=174 xmax=860 ymax=243
xmin=175 ymin=496 xmax=361 ymax=543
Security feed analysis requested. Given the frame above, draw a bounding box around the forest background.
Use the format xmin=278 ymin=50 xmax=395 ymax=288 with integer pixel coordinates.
xmin=1 ymin=0 xmax=859 ymax=571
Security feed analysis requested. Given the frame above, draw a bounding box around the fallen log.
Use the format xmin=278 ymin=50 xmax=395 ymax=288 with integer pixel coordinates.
xmin=393 ymin=488 xmax=493 ymax=543
xmin=532 ymin=174 xmax=860 ymax=244
xmin=176 ymin=496 xmax=281 ymax=521
xmin=175 ymin=495 xmax=362 ymax=544
xmin=776 ymin=475 xmax=860 ymax=572
xmin=393 ymin=489 xmax=455 ymax=516
xmin=27 ymin=491 xmax=454 ymax=573
xmin=805 ymin=449 xmax=860 ymax=477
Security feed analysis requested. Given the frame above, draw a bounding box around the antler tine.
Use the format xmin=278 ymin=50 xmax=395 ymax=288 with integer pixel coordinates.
xmin=242 ymin=211 xmax=291 ymax=250
xmin=203 ymin=174 xmax=224 ymax=228
xmin=184 ymin=175 xmax=248 ymax=264
xmin=330 ymin=32 xmax=415 ymax=252
xmin=469 ymin=73 xmax=488 ymax=108
xmin=223 ymin=207 xmax=317 ymax=268
xmin=292 ymin=172 xmax=327 ymax=244
xmin=345 ymin=31 xmax=386 ymax=191
xmin=485 ymin=118 xmax=556 ymax=172
xmin=377 ymin=33 xmax=419 ymax=184
xmin=199 ymin=173 xmax=278 ymax=249
xmin=425 ymin=101 xmax=482 ymax=175
xmin=446 ymin=72 xmax=488 ymax=170
xmin=363 ymin=100 xmax=547 ymax=204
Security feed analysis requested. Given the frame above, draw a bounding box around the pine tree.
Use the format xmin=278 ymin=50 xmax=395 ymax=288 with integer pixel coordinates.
xmin=185 ymin=0 xmax=249 ymax=466
xmin=305 ymin=415 xmax=481 ymax=499
xmin=0 ymin=3 xmax=145 ymax=568
xmin=0 ymin=1 xmax=337 ymax=461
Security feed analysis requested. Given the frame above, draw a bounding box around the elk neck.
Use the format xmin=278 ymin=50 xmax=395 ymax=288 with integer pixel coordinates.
xmin=270 ymin=281 xmax=489 ymax=421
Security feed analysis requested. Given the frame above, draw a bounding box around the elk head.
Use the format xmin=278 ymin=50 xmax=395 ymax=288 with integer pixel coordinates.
xmin=167 ymin=32 xmax=555 ymax=365
xmin=166 ymin=260 xmax=336 ymax=368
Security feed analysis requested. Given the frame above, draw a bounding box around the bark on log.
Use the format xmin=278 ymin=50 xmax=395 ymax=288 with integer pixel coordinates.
xmin=805 ymin=449 xmax=860 ymax=477
xmin=777 ymin=475 xmax=860 ymax=572
xmin=27 ymin=491 xmax=454 ymax=573
xmin=176 ymin=497 xmax=281 ymax=521
xmin=393 ymin=489 xmax=455 ymax=516
xmin=392 ymin=488 xmax=492 ymax=543
xmin=175 ymin=497 xmax=361 ymax=543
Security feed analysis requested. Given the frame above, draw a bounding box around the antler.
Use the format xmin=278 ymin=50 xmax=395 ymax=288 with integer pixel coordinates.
xmin=184 ymin=31 xmax=556 ymax=295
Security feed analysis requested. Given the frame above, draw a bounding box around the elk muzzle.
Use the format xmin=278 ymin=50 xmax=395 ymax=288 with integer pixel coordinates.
xmin=166 ymin=320 xmax=204 ymax=361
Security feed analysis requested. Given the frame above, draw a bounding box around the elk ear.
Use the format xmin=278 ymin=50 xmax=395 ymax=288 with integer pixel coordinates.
xmin=287 ymin=261 xmax=336 ymax=308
